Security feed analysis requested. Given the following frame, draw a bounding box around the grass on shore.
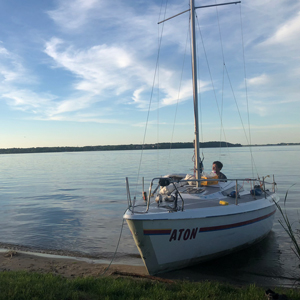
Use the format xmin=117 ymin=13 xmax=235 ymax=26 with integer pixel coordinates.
xmin=274 ymin=184 xmax=300 ymax=261
xmin=0 ymin=271 xmax=299 ymax=300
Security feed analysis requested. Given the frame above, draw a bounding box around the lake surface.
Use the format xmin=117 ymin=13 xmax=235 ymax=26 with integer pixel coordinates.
xmin=0 ymin=145 xmax=299 ymax=286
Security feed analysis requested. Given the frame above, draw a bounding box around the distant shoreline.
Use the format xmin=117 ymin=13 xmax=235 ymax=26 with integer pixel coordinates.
xmin=0 ymin=141 xmax=299 ymax=155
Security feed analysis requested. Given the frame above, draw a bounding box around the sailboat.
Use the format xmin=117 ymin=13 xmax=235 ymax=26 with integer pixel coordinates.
xmin=123 ymin=0 xmax=280 ymax=275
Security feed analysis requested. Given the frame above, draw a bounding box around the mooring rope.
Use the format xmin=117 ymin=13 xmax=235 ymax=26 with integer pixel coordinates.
xmin=100 ymin=216 xmax=126 ymax=276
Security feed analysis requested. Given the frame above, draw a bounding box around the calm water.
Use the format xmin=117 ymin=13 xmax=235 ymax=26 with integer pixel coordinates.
xmin=0 ymin=145 xmax=299 ymax=286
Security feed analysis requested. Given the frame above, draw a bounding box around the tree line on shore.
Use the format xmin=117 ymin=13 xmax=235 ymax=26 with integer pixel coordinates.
xmin=0 ymin=141 xmax=241 ymax=154
xmin=0 ymin=141 xmax=298 ymax=155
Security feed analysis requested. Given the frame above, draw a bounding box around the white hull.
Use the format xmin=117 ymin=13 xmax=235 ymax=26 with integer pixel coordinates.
xmin=124 ymin=194 xmax=278 ymax=275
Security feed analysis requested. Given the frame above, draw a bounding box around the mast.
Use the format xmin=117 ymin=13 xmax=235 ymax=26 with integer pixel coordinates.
xmin=190 ymin=0 xmax=201 ymax=186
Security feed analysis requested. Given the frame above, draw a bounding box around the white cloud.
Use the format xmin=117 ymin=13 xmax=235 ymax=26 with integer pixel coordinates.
xmin=44 ymin=113 xmax=122 ymax=124
xmin=132 ymin=86 xmax=147 ymax=107
xmin=0 ymin=46 xmax=35 ymax=84
xmin=132 ymin=119 xmax=168 ymax=128
xmin=0 ymin=46 xmax=10 ymax=56
xmin=44 ymin=37 xmax=134 ymax=95
xmin=0 ymin=46 xmax=45 ymax=114
xmin=251 ymin=6 xmax=300 ymax=64
xmin=47 ymin=0 xmax=100 ymax=30
xmin=43 ymin=37 xmax=145 ymax=115
xmin=51 ymin=96 xmax=92 ymax=115
xmin=2 ymin=89 xmax=56 ymax=113
xmin=247 ymin=74 xmax=269 ymax=86
xmin=263 ymin=11 xmax=300 ymax=46
xmin=43 ymin=34 xmax=200 ymax=115
xmin=248 ymin=124 xmax=300 ymax=130
xmin=224 ymin=123 xmax=300 ymax=131
xmin=41 ymin=0 xmax=202 ymax=119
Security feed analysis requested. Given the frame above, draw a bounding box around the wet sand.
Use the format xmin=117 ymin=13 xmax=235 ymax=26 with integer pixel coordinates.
xmin=1 ymin=239 xmax=299 ymax=287
xmin=0 ymin=249 xmax=148 ymax=279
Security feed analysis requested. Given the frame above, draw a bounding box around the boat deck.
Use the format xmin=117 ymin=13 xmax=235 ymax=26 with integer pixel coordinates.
xmin=130 ymin=180 xmax=275 ymax=214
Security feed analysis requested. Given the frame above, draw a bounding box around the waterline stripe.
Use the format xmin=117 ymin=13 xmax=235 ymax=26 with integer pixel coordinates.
xmin=199 ymin=209 xmax=276 ymax=232
xmin=143 ymin=229 xmax=172 ymax=235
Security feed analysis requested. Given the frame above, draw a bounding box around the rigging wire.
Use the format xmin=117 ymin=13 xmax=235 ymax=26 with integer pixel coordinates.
xmin=220 ymin=65 xmax=225 ymax=158
xmin=196 ymin=3 xmax=258 ymax=176
xmin=134 ymin=0 xmax=168 ymax=199
xmin=223 ymin=64 xmax=250 ymax=145
xmin=195 ymin=12 xmax=232 ymax=167
xmin=167 ymin=24 xmax=190 ymax=169
xmin=239 ymin=4 xmax=258 ymax=178
xmin=157 ymin=7 xmax=161 ymax=173
xmin=215 ymin=3 xmax=259 ymax=178
xmin=214 ymin=4 xmax=226 ymax=157
xmin=214 ymin=3 xmax=239 ymax=168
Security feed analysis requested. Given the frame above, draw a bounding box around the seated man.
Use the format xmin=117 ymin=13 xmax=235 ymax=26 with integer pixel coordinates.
xmin=212 ymin=161 xmax=227 ymax=181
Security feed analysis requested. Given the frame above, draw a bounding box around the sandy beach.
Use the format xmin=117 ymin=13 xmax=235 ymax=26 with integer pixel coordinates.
xmin=0 ymin=249 xmax=148 ymax=279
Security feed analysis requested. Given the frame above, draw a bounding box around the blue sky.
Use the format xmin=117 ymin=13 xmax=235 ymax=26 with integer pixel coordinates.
xmin=0 ymin=0 xmax=299 ymax=148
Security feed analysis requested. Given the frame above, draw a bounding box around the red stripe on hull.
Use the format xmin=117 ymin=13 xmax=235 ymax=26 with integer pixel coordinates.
xmin=199 ymin=209 xmax=276 ymax=232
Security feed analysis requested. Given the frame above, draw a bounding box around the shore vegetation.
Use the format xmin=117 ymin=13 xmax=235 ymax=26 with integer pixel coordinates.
xmin=0 ymin=271 xmax=298 ymax=300
xmin=275 ymin=184 xmax=300 ymax=259
xmin=0 ymin=141 xmax=242 ymax=155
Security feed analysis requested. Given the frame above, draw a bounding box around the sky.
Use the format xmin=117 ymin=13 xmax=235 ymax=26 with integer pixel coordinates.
xmin=0 ymin=0 xmax=299 ymax=148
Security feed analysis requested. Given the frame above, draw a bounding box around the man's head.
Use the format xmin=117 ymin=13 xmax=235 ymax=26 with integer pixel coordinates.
xmin=212 ymin=161 xmax=223 ymax=174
